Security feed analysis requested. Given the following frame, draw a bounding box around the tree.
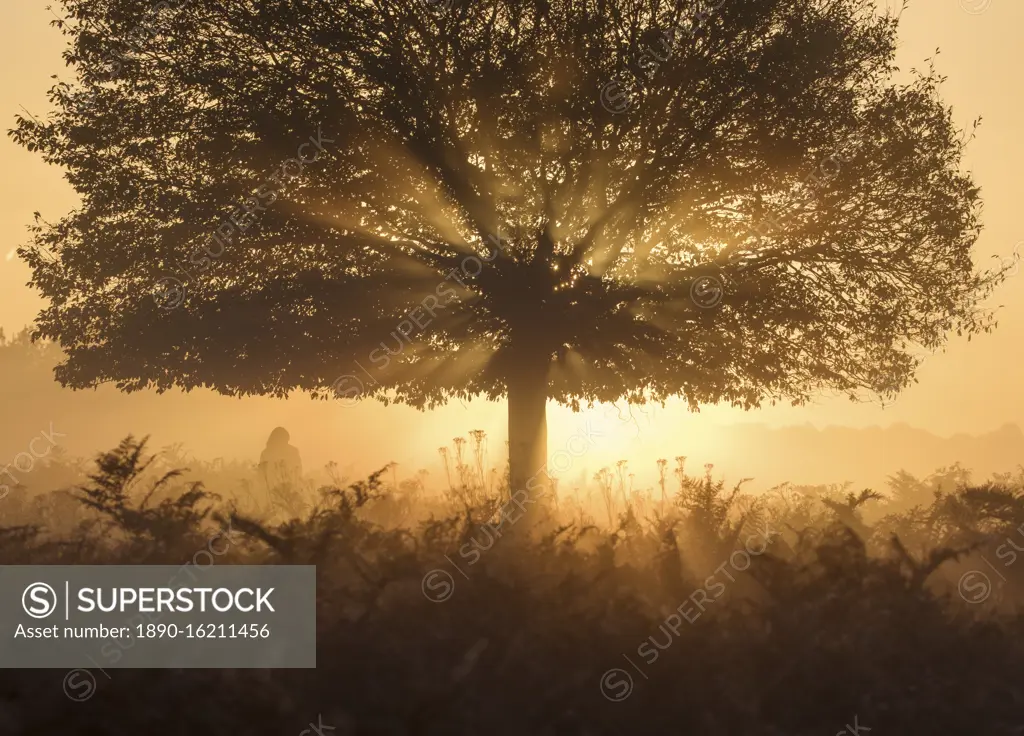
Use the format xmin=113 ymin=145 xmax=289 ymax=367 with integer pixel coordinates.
xmin=12 ymin=0 xmax=1003 ymax=500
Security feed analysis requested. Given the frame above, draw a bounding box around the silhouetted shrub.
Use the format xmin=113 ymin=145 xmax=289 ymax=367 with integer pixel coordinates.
xmin=2 ymin=436 xmax=1024 ymax=735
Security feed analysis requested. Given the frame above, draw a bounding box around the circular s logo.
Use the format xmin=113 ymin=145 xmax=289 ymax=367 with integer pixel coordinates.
xmin=22 ymin=582 xmax=58 ymax=619
xmin=959 ymin=0 xmax=992 ymax=15
xmin=151 ymin=276 xmax=186 ymax=310
xmin=690 ymin=274 xmax=724 ymax=309
xmin=600 ymin=78 xmax=635 ymax=114
xmin=599 ymin=668 xmax=634 ymax=702
xmin=421 ymin=569 xmax=455 ymax=603
xmin=63 ymin=669 xmax=97 ymax=702
xmin=958 ymin=570 xmax=991 ymax=604
xmin=331 ymin=374 xmax=365 ymax=408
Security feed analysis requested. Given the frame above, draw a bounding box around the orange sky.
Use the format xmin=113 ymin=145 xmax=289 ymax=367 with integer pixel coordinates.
xmin=1 ymin=0 xmax=1022 ymax=461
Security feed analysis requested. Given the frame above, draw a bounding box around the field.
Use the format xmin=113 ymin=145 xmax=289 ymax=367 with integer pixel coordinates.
xmin=0 ymin=435 xmax=1022 ymax=735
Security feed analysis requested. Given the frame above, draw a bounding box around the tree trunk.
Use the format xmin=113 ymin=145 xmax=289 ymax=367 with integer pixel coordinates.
xmin=507 ymin=356 xmax=549 ymax=504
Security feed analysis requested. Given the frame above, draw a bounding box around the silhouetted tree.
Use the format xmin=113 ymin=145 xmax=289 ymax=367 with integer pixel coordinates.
xmin=11 ymin=0 xmax=1003 ymax=498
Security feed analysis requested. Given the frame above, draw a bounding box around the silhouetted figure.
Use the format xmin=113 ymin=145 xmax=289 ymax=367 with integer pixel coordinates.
xmin=259 ymin=427 xmax=303 ymax=490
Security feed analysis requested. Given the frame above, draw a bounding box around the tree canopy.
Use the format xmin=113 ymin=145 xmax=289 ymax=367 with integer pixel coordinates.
xmin=11 ymin=0 xmax=1003 ymax=487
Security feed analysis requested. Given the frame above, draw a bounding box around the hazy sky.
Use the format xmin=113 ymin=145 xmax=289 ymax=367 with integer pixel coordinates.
xmin=1 ymin=0 xmax=1022 ymax=457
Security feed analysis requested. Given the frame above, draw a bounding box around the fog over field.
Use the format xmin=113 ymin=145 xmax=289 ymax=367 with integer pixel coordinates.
xmin=1 ymin=331 xmax=1022 ymax=499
